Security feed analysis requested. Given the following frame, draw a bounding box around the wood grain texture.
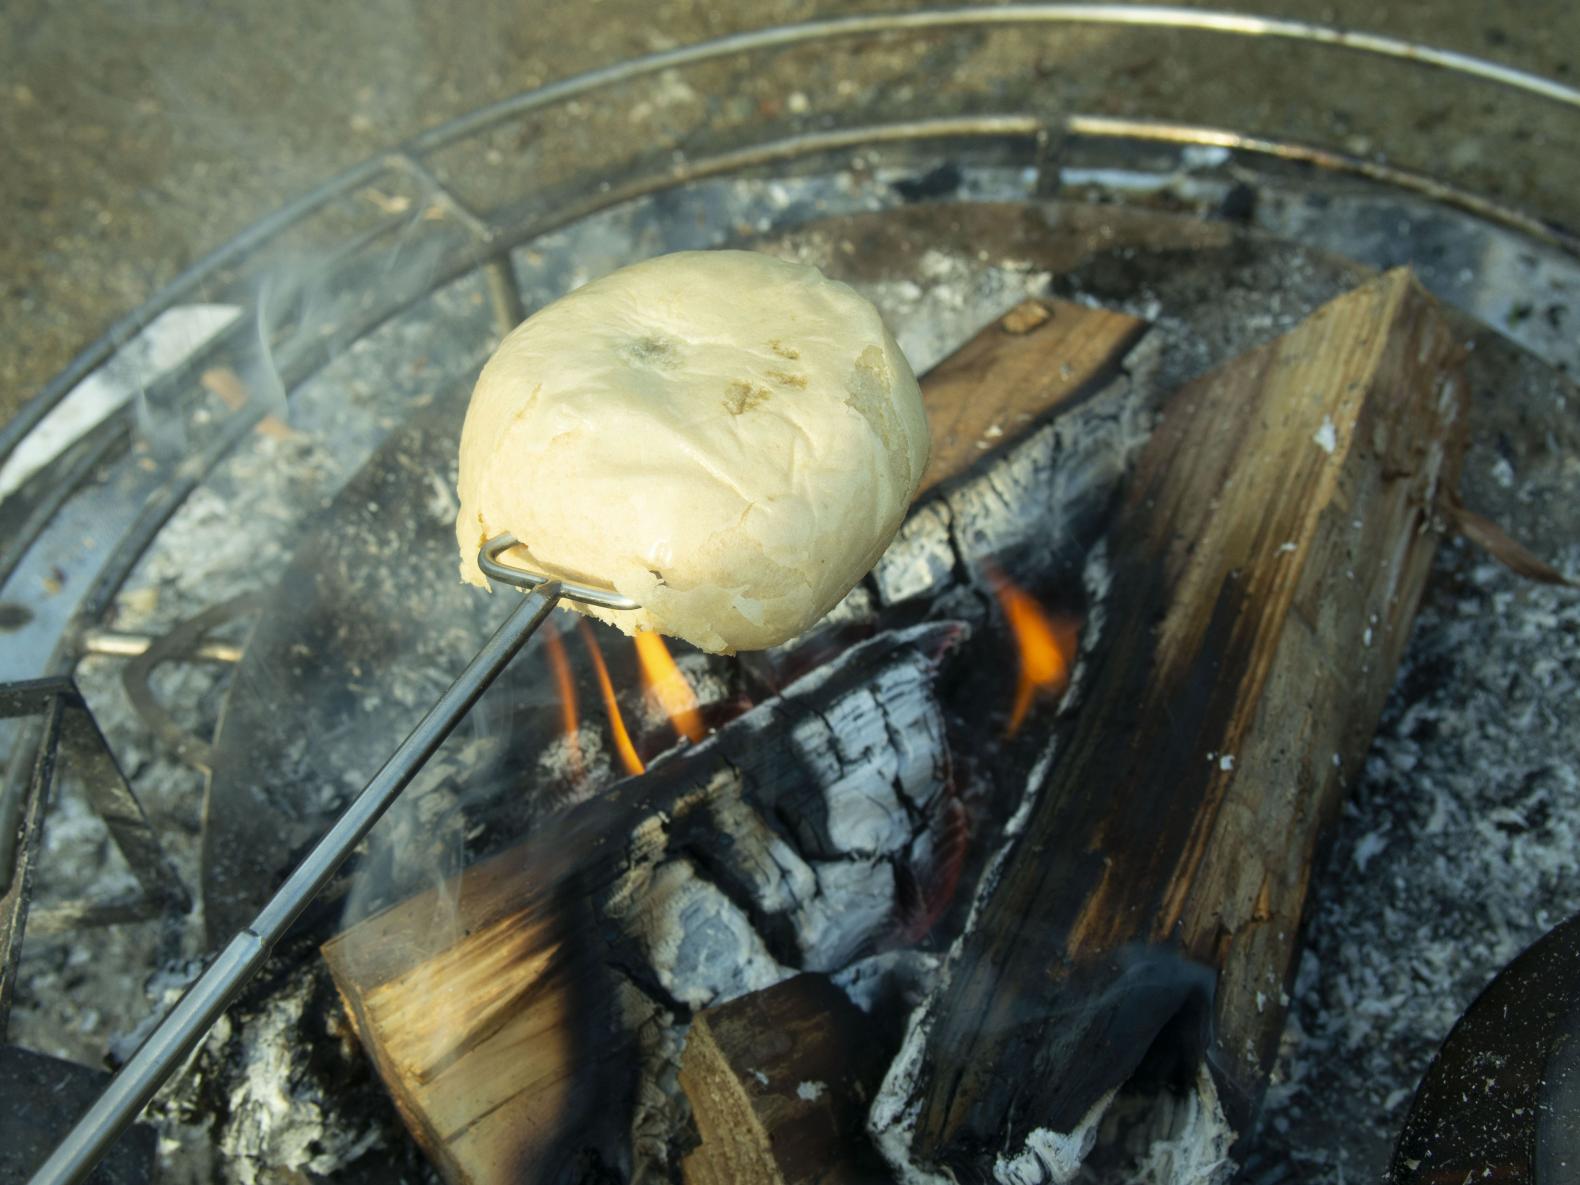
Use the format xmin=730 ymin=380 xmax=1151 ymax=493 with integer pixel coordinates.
xmin=882 ymin=269 xmax=1470 ymax=1179
xmin=678 ymin=975 xmax=891 ymax=1185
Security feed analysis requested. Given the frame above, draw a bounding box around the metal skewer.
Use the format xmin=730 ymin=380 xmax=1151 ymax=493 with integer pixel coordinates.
xmin=28 ymin=534 xmax=631 ymax=1185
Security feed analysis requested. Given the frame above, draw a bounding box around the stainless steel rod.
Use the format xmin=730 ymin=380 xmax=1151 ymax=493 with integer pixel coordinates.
xmin=27 ymin=582 xmax=563 ymax=1185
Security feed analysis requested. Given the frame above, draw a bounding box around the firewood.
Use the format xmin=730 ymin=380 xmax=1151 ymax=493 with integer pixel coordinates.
xmin=871 ymin=300 xmax=1154 ymax=614
xmin=323 ymin=297 xmax=1150 ymax=1185
xmin=871 ymin=268 xmax=1470 ymax=1180
xmin=677 ymin=974 xmax=892 ymax=1185
xmin=914 ymin=298 xmax=1145 ymax=498
xmin=324 ymin=624 xmax=961 ymax=1184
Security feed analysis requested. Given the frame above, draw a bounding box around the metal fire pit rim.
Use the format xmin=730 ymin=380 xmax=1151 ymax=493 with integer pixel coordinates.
xmin=4 ymin=1 xmax=1576 ymax=472
xmin=5 ymin=105 xmax=1577 ymax=639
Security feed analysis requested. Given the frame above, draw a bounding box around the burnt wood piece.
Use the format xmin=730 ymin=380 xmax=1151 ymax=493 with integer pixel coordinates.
xmin=323 ymin=624 xmax=960 ymax=1185
xmin=914 ymin=298 xmax=1145 ymax=499
xmin=869 ymin=300 xmax=1153 ymax=620
xmin=873 ymin=269 xmax=1471 ymax=1179
xmin=678 ymin=974 xmax=893 ymax=1185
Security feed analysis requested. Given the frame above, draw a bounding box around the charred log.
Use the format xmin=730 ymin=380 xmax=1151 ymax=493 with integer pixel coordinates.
xmin=872 ymin=269 xmax=1471 ymax=1181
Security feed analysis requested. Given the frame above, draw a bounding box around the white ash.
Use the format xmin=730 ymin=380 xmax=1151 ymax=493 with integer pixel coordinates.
xmin=796 ymin=1080 xmax=828 ymax=1102
xmin=1250 ymin=188 xmax=1580 ymax=380
xmin=1048 ymin=239 xmax=1352 ymax=403
xmin=624 ymin=984 xmax=688 ymax=1185
xmin=871 ymin=501 xmax=957 ymax=608
xmin=607 ymin=627 xmax=957 ymax=1006
xmin=1312 ymin=417 xmax=1338 ymax=455
xmin=869 ymin=251 xmax=1053 ymax=374
xmin=698 ymin=774 xmax=897 ymax=979
xmin=786 ymin=655 xmax=950 ymax=829
xmin=613 ymin=856 xmax=788 ymax=1012
xmin=993 ymin=1093 xmax=1114 ymax=1185
xmin=27 ymin=763 xmax=143 ymax=909
xmin=1080 ymin=1066 xmax=1235 ymax=1185
xmin=122 ymin=961 xmax=397 ymax=1185
xmin=214 ymin=986 xmax=379 ymax=1183
xmin=795 ymin=858 xmax=899 ymax=972
xmin=820 ymin=773 xmax=910 ymax=856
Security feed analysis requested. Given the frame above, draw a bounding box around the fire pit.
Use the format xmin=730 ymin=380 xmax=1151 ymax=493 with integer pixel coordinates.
xmin=3 ymin=10 xmax=1578 ymax=1185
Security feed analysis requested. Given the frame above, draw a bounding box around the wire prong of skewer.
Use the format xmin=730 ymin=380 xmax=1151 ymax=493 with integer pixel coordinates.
xmin=479 ymin=532 xmax=642 ymax=611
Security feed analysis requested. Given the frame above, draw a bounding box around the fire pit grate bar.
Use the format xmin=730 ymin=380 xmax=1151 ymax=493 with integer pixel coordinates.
xmin=1 ymin=678 xmax=189 ymax=1033
xmin=26 ymin=577 xmax=564 ymax=1185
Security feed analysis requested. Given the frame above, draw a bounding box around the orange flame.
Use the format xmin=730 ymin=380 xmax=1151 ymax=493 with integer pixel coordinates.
xmin=634 ymin=632 xmax=705 ymax=744
xmin=542 ymin=629 xmax=584 ymax=782
xmin=994 ymin=578 xmax=1079 ymax=737
xmin=577 ymin=620 xmax=645 ymax=777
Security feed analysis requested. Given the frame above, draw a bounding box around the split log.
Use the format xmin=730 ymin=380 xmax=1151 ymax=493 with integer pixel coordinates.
xmin=677 ymin=974 xmax=892 ymax=1185
xmin=871 ymin=268 xmax=1470 ymax=1180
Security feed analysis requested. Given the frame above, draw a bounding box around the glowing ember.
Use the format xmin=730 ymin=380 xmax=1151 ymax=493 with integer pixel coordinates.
xmin=993 ymin=577 xmax=1079 ymax=737
xmin=634 ymin=632 xmax=705 ymax=744
xmin=577 ymin=620 xmax=645 ymax=776
xmin=542 ymin=629 xmax=584 ymax=782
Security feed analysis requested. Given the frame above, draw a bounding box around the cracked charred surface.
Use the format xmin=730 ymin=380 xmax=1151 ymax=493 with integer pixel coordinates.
xmin=873 ymin=270 xmax=1471 ymax=1182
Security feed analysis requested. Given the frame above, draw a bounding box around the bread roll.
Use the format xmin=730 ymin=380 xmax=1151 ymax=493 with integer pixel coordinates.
xmin=455 ymin=250 xmax=928 ymax=653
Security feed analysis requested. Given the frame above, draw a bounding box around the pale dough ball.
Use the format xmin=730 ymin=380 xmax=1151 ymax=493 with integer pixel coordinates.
xmin=455 ymin=250 xmax=928 ymax=653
